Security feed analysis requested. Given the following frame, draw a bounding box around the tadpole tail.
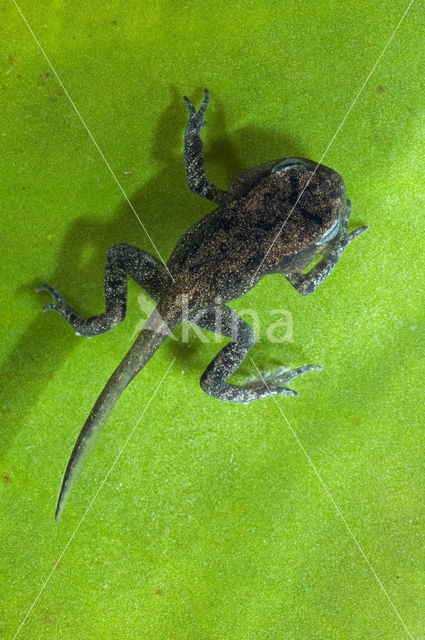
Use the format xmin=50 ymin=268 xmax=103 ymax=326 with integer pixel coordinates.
xmin=55 ymin=305 xmax=180 ymax=523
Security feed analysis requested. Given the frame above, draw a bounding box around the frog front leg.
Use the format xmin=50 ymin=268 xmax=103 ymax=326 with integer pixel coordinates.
xmin=182 ymin=88 xmax=227 ymax=204
xmin=192 ymin=305 xmax=320 ymax=403
xmin=37 ymin=243 xmax=170 ymax=337
xmin=286 ymin=200 xmax=368 ymax=295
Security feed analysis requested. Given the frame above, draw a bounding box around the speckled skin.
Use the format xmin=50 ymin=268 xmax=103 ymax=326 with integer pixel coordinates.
xmin=37 ymin=88 xmax=367 ymax=521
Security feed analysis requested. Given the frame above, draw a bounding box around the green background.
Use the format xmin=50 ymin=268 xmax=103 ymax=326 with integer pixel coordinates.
xmin=1 ymin=1 xmax=425 ymax=638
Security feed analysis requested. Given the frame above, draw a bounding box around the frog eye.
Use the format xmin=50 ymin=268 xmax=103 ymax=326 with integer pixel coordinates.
xmin=271 ymin=158 xmax=308 ymax=173
xmin=317 ymin=217 xmax=340 ymax=244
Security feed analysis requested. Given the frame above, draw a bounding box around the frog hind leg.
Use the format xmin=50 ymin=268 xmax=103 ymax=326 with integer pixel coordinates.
xmin=192 ymin=305 xmax=321 ymax=403
xmin=37 ymin=243 xmax=171 ymax=337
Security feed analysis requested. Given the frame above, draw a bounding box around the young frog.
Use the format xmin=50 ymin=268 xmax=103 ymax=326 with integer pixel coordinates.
xmin=37 ymin=88 xmax=368 ymax=521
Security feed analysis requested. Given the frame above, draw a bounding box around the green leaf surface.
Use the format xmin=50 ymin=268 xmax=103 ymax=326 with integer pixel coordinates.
xmin=2 ymin=1 xmax=425 ymax=638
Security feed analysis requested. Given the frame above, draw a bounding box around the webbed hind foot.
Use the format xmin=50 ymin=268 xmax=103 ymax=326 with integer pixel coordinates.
xmin=244 ymin=364 xmax=322 ymax=399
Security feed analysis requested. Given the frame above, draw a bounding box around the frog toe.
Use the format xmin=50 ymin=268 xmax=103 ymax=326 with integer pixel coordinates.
xmin=346 ymin=225 xmax=369 ymax=245
xmin=36 ymin=283 xmax=54 ymax=295
xmin=182 ymin=95 xmax=196 ymax=114
xmin=274 ymin=386 xmax=299 ymax=397
xmin=183 ymin=88 xmax=210 ymax=129
xmin=271 ymin=363 xmax=322 ymax=387
xmin=244 ymin=364 xmax=315 ymax=392
xmin=36 ymin=283 xmax=62 ymax=301
xmin=42 ymin=302 xmax=56 ymax=313
xmin=37 ymin=283 xmax=68 ymax=315
xmin=264 ymin=364 xmax=321 ymax=397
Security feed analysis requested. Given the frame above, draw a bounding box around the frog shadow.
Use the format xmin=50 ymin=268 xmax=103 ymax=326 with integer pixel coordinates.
xmin=0 ymin=86 xmax=305 ymax=461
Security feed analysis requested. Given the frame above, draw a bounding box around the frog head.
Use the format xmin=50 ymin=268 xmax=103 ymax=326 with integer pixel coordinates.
xmin=270 ymin=156 xmax=345 ymax=248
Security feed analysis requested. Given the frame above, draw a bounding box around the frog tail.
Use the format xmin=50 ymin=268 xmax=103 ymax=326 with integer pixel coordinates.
xmin=55 ymin=302 xmax=181 ymax=523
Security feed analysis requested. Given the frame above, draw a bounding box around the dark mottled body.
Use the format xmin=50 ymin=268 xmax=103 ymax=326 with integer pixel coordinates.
xmin=167 ymin=160 xmax=344 ymax=307
xmin=37 ymin=88 xmax=367 ymax=521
